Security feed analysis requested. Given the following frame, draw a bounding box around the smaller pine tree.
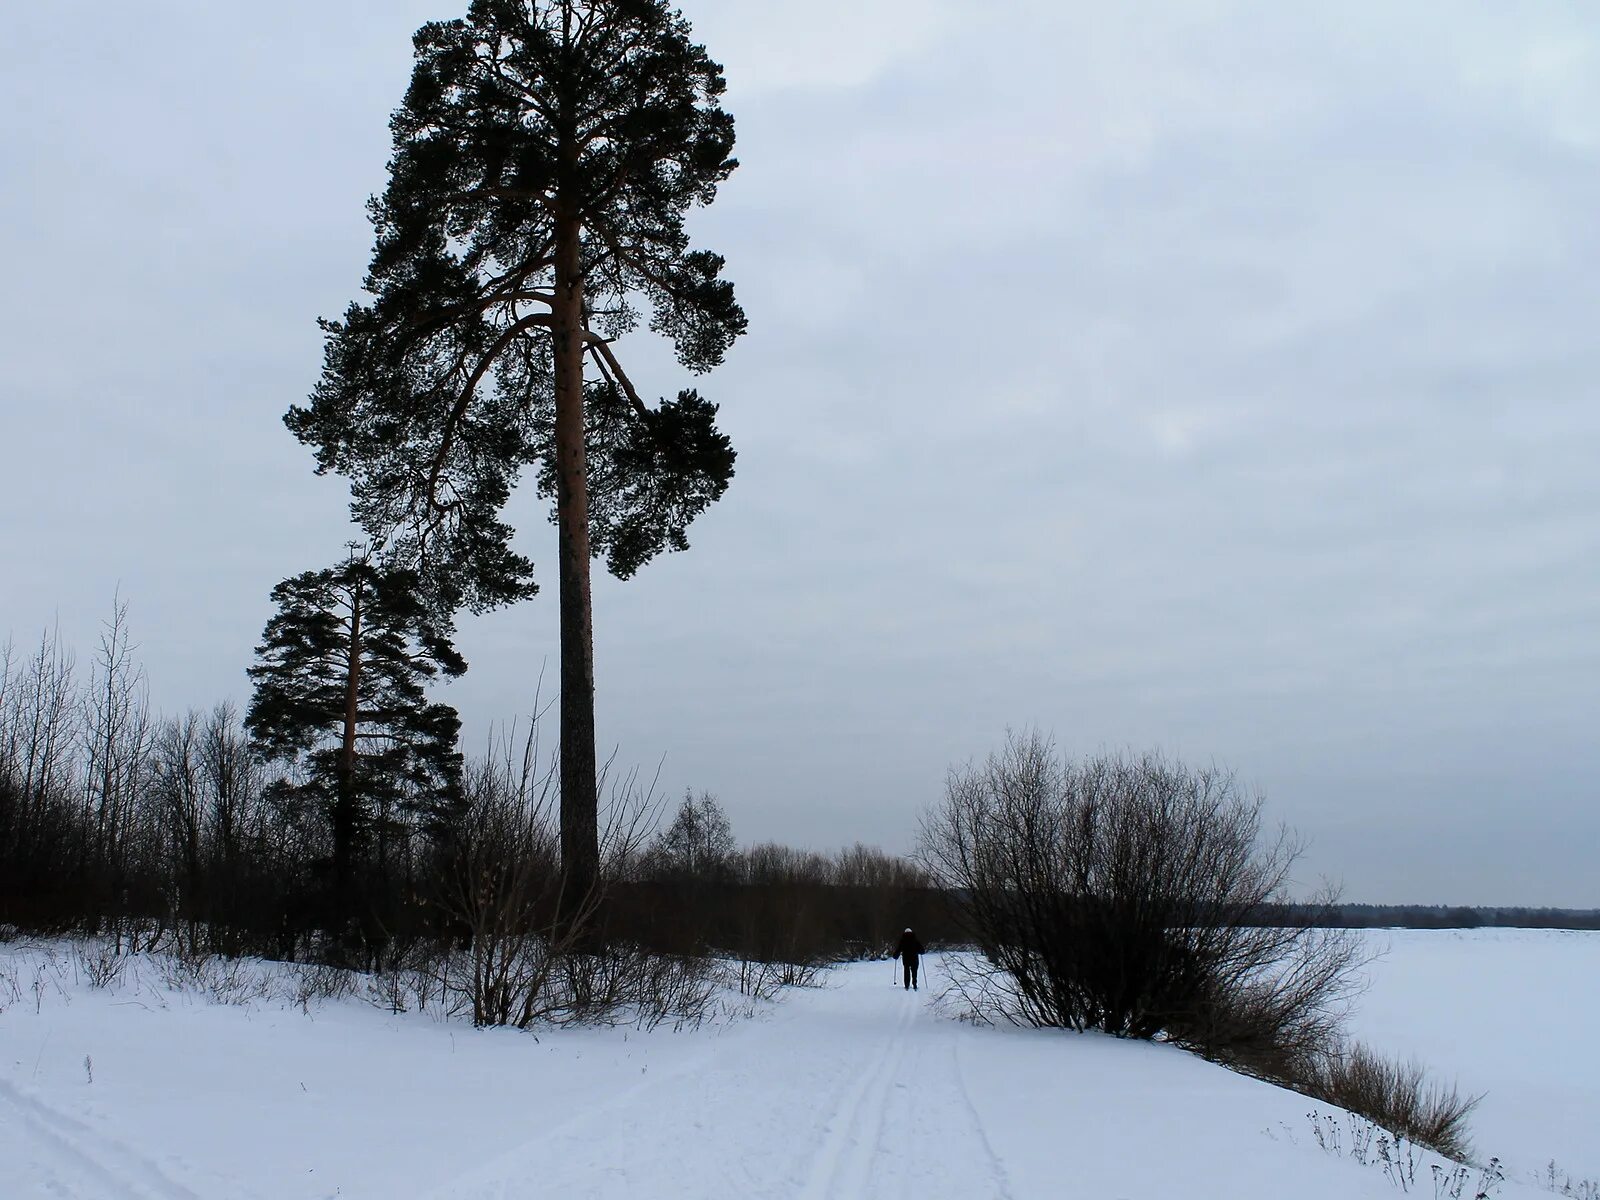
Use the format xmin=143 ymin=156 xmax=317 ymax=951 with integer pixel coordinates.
xmin=245 ymin=548 xmax=465 ymax=947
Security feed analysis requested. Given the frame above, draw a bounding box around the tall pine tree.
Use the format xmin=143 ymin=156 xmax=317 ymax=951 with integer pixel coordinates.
xmin=287 ymin=0 xmax=745 ymax=905
xmin=245 ymin=551 xmax=466 ymax=940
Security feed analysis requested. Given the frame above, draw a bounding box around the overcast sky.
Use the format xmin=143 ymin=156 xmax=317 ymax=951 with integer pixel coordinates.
xmin=3 ymin=1 xmax=1597 ymax=905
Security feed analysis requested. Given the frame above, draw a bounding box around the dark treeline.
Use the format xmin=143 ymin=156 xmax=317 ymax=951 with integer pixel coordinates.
xmin=1272 ymin=903 xmax=1600 ymax=930
xmin=0 ymin=614 xmax=951 ymax=982
xmin=615 ymin=793 xmax=956 ymax=966
xmin=0 ymin=610 xmax=441 ymax=960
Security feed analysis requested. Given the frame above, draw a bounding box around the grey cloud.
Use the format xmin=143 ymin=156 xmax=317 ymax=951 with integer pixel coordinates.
xmin=2 ymin=1 xmax=1595 ymax=904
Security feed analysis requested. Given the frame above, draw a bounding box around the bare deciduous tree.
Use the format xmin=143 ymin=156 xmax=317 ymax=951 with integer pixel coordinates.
xmin=82 ymin=596 xmax=152 ymax=888
xmin=920 ymin=732 xmax=1363 ymax=1073
xmin=642 ymin=791 xmax=736 ymax=883
xmin=9 ymin=626 xmax=80 ymax=847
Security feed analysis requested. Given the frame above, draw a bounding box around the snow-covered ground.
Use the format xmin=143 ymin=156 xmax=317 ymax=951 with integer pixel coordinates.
xmin=0 ymin=931 xmax=1593 ymax=1199
xmin=1345 ymin=928 xmax=1600 ymax=1190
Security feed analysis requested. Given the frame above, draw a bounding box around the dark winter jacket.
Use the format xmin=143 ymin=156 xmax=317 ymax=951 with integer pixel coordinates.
xmin=895 ymin=931 xmax=924 ymax=964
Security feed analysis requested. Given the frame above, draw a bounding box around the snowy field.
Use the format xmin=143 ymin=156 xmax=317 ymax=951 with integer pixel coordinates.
xmin=1344 ymin=928 xmax=1600 ymax=1190
xmin=0 ymin=930 xmax=1595 ymax=1199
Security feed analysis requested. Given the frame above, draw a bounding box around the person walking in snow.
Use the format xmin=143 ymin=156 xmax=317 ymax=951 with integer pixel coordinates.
xmin=896 ymin=927 xmax=924 ymax=990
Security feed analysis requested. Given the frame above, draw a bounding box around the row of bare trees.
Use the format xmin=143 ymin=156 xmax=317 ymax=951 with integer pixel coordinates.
xmin=1 ymin=610 xmax=947 ymax=1023
xmin=0 ymin=606 xmax=239 ymax=939
xmin=0 ymin=609 xmax=449 ymax=960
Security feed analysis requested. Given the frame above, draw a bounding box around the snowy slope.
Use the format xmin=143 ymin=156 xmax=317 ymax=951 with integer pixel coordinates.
xmin=0 ymin=938 xmax=1579 ymax=1199
xmin=1345 ymin=928 xmax=1600 ymax=1188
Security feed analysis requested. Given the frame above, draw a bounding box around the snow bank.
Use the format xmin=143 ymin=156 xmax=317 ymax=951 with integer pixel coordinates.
xmin=0 ymin=933 xmax=1587 ymax=1198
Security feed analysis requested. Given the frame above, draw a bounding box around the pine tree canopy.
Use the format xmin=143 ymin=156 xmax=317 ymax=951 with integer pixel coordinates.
xmin=286 ymin=0 xmax=746 ymax=595
xmin=245 ymin=557 xmax=466 ymax=843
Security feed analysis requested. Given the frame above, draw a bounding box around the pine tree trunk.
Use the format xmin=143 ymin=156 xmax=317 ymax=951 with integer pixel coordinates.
xmin=551 ymin=208 xmax=601 ymax=911
xmin=335 ymin=575 xmax=363 ymax=942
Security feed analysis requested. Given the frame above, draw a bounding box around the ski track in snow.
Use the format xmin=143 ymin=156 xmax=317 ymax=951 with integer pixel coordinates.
xmin=795 ymin=987 xmax=1012 ymax=1200
xmin=795 ymin=992 xmax=914 ymax=1200
xmin=948 ymin=1034 xmax=1015 ymax=1199
xmin=423 ymin=964 xmax=1013 ymax=1200
xmin=0 ymin=1076 xmax=208 ymax=1200
xmin=412 ymin=1020 xmax=734 ymax=1200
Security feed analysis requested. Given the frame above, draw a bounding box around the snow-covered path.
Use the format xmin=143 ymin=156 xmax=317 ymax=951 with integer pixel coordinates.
xmin=427 ymin=971 xmax=1013 ymax=1200
xmin=2 ymin=940 xmax=1589 ymax=1199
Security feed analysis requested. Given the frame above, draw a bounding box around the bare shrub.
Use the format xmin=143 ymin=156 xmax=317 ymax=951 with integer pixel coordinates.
xmin=73 ymin=940 xmax=127 ymax=989
xmin=1307 ymin=1109 xmax=1504 ymax=1196
xmin=921 ymin=734 xmax=1486 ymax=1161
xmin=1538 ymin=1163 xmax=1600 ymax=1200
xmin=1306 ymin=1043 xmax=1480 ymax=1162
xmin=157 ymin=945 xmax=272 ymax=1006
xmin=360 ymin=941 xmax=448 ymax=1015
xmin=1434 ymin=1158 xmax=1505 ymax=1199
xmin=1307 ymin=1109 xmax=1423 ymax=1190
xmin=0 ymin=958 xmax=20 ymax=1012
xmin=552 ymin=941 xmax=718 ymax=1029
xmin=289 ymin=961 xmax=357 ymax=1010
xmin=366 ymin=966 xmax=416 ymax=1014
xmin=432 ymin=723 xmax=706 ymax=1028
xmin=1164 ymin=916 xmax=1361 ymax=1084
xmin=730 ymin=958 xmax=781 ymax=1001
xmin=728 ymin=956 xmax=828 ymax=1001
xmin=770 ymin=960 xmax=828 ymax=988
xmin=433 ymin=733 xmax=585 ymax=1027
xmin=200 ymin=958 xmax=273 ymax=1006
xmin=920 ymin=734 xmax=1364 ymax=1053
xmin=29 ymin=951 xmax=71 ymax=1012
xmin=628 ymin=950 xmax=719 ymax=1030
xmin=157 ymin=944 xmax=209 ymax=992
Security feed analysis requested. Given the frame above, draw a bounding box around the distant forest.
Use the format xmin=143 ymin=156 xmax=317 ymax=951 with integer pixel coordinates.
xmin=1276 ymin=903 xmax=1600 ymax=930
